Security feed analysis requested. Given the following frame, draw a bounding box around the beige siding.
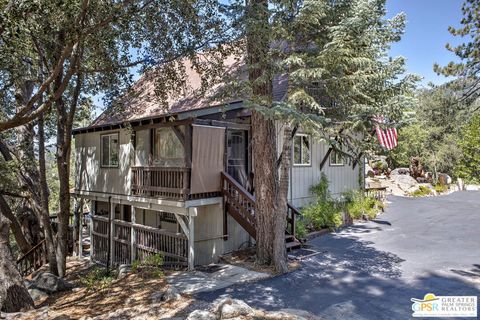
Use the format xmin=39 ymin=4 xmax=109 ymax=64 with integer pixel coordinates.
xmin=275 ymin=122 xmax=361 ymax=208
xmin=75 ymin=129 xmax=133 ymax=195
xmin=194 ymin=204 xmax=251 ymax=265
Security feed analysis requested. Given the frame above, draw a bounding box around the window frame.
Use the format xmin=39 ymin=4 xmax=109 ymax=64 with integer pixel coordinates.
xmin=329 ymin=149 xmax=345 ymax=167
xmin=100 ymin=132 xmax=120 ymax=168
xmin=292 ymin=133 xmax=312 ymax=167
xmin=152 ymin=127 xmax=185 ymax=163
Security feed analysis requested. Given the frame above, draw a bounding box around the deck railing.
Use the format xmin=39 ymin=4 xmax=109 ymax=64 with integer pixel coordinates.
xmin=131 ymin=166 xmax=191 ymax=200
xmin=16 ymin=240 xmax=47 ymax=277
xmin=365 ymin=186 xmax=388 ymax=202
xmin=91 ymin=215 xmax=188 ymax=268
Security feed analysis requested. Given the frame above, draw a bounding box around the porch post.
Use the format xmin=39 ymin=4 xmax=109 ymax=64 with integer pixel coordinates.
xmin=89 ymin=201 xmax=95 ymax=261
xmin=131 ymin=206 xmax=136 ymax=264
xmin=110 ymin=201 xmax=115 ymax=267
xmin=188 ymin=207 xmax=196 ymax=270
xmin=73 ymin=197 xmax=79 ymax=258
xmin=78 ymin=200 xmax=83 ymax=259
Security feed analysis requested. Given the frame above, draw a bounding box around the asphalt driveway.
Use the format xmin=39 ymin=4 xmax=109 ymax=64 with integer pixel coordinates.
xmin=196 ymin=191 xmax=480 ymax=319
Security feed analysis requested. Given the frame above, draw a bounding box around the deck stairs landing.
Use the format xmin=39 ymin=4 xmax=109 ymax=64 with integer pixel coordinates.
xmin=220 ymin=172 xmax=302 ymax=251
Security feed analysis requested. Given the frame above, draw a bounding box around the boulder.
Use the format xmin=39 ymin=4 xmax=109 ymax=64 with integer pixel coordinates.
xmin=187 ymin=310 xmax=216 ymax=320
xmin=392 ymin=174 xmax=418 ymax=192
xmin=390 ymin=168 xmax=409 ymax=176
xmin=31 ymin=272 xmax=74 ymax=294
xmin=28 ymin=288 xmax=49 ymax=301
xmin=117 ymin=264 xmax=130 ymax=279
xmin=149 ymin=286 xmax=181 ymax=304
xmin=437 ymin=173 xmax=452 ymax=185
xmin=365 ymin=164 xmax=375 ymax=178
xmin=218 ymin=299 xmax=254 ymax=319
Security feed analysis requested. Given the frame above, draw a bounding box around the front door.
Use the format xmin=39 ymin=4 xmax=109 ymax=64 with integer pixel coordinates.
xmin=227 ymin=129 xmax=249 ymax=189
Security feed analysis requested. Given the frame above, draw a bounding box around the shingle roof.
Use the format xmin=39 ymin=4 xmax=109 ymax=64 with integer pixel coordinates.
xmin=87 ymin=55 xmax=288 ymax=129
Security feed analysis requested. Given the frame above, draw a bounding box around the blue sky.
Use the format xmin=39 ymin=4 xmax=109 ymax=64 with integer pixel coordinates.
xmin=386 ymin=0 xmax=464 ymax=86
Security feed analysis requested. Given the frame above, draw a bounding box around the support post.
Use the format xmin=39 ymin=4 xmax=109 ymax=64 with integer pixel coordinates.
xmin=73 ymin=197 xmax=79 ymax=258
xmin=188 ymin=207 xmax=196 ymax=271
xmin=90 ymin=201 xmax=95 ymax=261
xmin=78 ymin=203 xmax=83 ymax=259
xmin=110 ymin=201 xmax=115 ymax=267
xmin=131 ymin=206 xmax=136 ymax=264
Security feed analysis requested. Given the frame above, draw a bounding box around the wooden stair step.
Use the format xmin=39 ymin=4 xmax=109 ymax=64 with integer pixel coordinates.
xmin=285 ymin=240 xmax=301 ymax=251
xmin=285 ymin=235 xmax=295 ymax=242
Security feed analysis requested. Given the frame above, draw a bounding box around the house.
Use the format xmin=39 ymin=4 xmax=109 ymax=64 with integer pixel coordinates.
xmin=73 ymin=57 xmax=362 ymax=269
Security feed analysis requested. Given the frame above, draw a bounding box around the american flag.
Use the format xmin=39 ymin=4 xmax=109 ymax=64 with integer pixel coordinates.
xmin=373 ymin=116 xmax=398 ymax=150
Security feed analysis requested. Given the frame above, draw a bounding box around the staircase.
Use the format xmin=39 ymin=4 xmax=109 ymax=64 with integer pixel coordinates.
xmin=221 ymin=172 xmax=302 ymax=251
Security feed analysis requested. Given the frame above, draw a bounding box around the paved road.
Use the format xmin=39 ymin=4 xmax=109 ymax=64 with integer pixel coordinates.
xmin=196 ymin=191 xmax=480 ymax=319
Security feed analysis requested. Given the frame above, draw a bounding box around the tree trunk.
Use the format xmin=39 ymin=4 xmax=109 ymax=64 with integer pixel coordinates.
xmin=274 ymin=125 xmax=293 ymax=273
xmin=38 ymin=116 xmax=58 ymax=275
xmin=0 ymin=215 xmax=34 ymax=312
xmin=246 ymin=0 xmax=286 ymax=270
xmin=0 ymin=196 xmax=31 ymax=255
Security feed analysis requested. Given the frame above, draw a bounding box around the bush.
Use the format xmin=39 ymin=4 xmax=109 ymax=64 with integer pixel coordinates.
xmin=409 ymin=185 xmax=432 ymax=197
xmin=343 ymin=190 xmax=383 ymax=220
xmin=434 ymin=184 xmax=448 ymax=193
xmin=80 ymin=267 xmax=114 ymax=292
xmin=295 ymin=219 xmax=308 ymax=239
xmin=454 ymin=114 xmax=480 ymax=184
xmin=131 ymin=253 xmax=164 ymax=278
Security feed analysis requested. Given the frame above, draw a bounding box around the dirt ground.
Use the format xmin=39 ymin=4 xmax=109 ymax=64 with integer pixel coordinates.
xmin=4 ymin=258 xmax=206 ymax=320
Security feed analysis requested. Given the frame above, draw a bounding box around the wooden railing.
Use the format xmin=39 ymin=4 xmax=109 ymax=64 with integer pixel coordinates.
xmin=134 ymin=224 xmax=188 ymax=267
xmin=365 ymin=186 xmax=388 ymax=202
xmin=221 ymin=171 xmax=256 ymax=238
xmin=91 ymin=215 xmax=188 ymax=268
xmin=91 ymin=216 xmax=109 ymax=265
xmin=17 ymin=240 xmax=47 ymax=277
xmin=131 ymin=166 xmax=191 ymax=200
xmin=286 ymin=202 xmax=300 ymax=237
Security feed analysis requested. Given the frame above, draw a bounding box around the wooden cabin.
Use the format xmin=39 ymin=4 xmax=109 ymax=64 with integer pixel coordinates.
xmin=73 ymin=60 xmax=362 ymax=269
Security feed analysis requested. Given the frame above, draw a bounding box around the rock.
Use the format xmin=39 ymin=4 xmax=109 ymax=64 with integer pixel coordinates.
xmin=390 ymin=168 xmax=409 ymax=175
xmin=218 ymin=299 xmax=254 ymax=319
xmin=187 ymin=310 xmax=216 ymax=320
xmin=28 ymin=288 xmax=49 ymax=301
xmin=465 ymin=184 xmax=480 ymax=191
xmin=31 ymin=272 xmax=74 ymax=294
xmin=365 ymin=164 xmax=375 ymax=177
xmin=149 ymin=286 xmax=181 ymax=304
xmin=437 ymin=173 xmax=452 ymax=185
xmin=117 ymin=264 xmax=130 ymax=279
xmin=416 ymin=177 xmax=428 ymax=183
xmin=392 ymin=174 xmax=418 ymax=192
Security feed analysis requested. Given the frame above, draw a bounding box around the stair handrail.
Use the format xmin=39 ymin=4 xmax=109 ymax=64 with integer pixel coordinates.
xmin=286 ymin=202 xmax=301 ymax=238
xmin=221 ymin=171 xmax=255 ymax=203
xmin=16 ymin=239 xmax=47 ymax=277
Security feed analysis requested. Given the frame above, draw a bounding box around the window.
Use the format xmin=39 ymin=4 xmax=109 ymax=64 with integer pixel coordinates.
xmin=293 ymin=134 xmax=311 ymax=166
xmin=330 ymin=149 xmax=344 ymax=166
xmin=101 ymin=133 xmax=119 ymax=167
xmin=154 ymin=127 xmax=184 ymax=161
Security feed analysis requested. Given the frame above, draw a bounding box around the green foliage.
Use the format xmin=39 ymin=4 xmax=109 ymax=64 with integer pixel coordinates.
xmin=434 ymin=0 xmax=480 ymax=103
xmin=80 ymin=267 xmax=114 ymax=292
xmin=343 ymin=190 xmax=383 ymax=220
xmin=434 ymin=184 xmax=448 ymax=193
xmin=454 ymin=114 xmax=480 ymax=183
xmin=409 ymin=185 xmax=432 ymax=197
xmin=295 ymin=219 xmax=307 ymax=239
xmin=301 ymin=174 xmax=343 ymax=230
xmin=131 ymin=253 xmax=164 ymax=278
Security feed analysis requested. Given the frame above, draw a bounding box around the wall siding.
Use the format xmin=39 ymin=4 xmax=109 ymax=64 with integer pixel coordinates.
xmin=275 ymin=122 xmax=361 ymax=208
xmin=75 ymin=129 xmax=133 ymax=195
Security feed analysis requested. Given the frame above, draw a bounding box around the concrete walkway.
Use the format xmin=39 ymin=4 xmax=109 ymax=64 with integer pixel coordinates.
xmin=167 ymin=264 xmax=270 ymax=294
xmin=195 ymin=191 xmax=480 ymax=319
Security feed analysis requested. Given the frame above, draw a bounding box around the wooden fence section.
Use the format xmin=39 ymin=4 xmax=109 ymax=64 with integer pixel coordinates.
xmin=131 ymin=166 xmax=191 ymax=200
xmin=92 ymin=216 xmax=188 ymax=268
xmin=134 ymin=224 xmax=188 ymax=267
xmin=221 ymin=171 xmax=256 ymax=238
xmin=91 ymin=216 xmax=109 ymax=265
xmin=16 ymin=240 xmax=47 ymax=277
xmin=365 ymin=186 xmax=388 ymax=202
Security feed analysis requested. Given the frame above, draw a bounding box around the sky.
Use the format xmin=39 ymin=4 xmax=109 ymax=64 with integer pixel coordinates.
xmin=385 ymin=0 xmax=464 ymax=86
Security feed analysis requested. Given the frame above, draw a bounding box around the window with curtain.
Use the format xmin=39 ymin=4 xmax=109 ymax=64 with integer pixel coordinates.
xmin=101 ymin=133 xmax=119 ymax=167
xmin=153 ymin=127 xmax=184 ymax=163
xmin=293 ymin=134 xmax=311 ymax=166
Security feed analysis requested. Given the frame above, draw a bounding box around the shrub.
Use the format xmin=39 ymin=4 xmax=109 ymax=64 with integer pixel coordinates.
xmin=343 ymin=190 xmax=383 ymax=220
xmin=410 ymin=185 xmax=432 ymax=197
xmin=80 ymin=267 xmax=114 ymax=292
xmin=434 ymin=184 xmax=448 ymax=193
xmin=295 ymin=219 xmax=307 ymax=239
xmin=131 ymin=253 xmax=164 ymax=278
